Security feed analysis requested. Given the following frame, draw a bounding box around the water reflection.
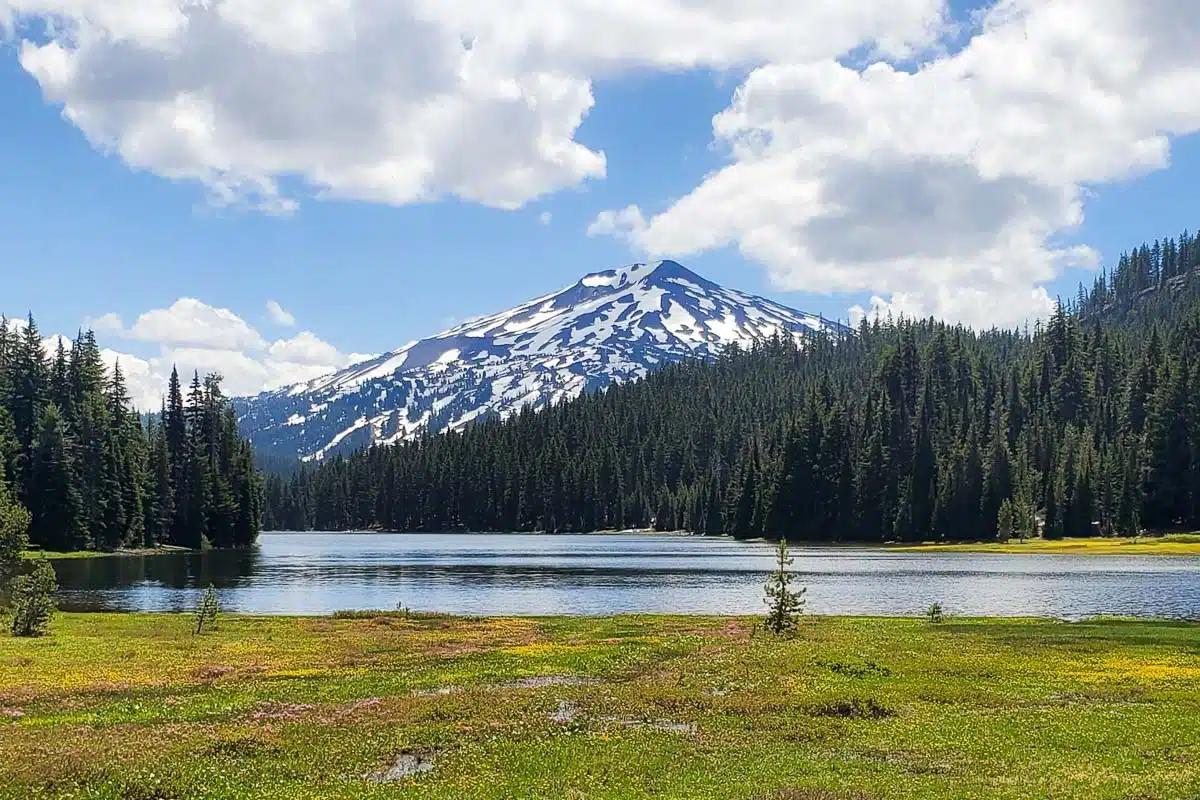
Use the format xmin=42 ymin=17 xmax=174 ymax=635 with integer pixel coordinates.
xmin=50 ymin=533 xmax=1200 ymax=618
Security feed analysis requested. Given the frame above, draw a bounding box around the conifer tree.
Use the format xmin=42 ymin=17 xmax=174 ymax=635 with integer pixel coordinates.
xmin=29 ymin=404 xmax=88 ymax=552
xmin=0 ymin=461 xmax=30 ymax=589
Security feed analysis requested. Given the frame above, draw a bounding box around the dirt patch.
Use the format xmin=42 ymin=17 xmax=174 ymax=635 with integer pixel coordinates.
xmin=1 ymin=707 xmax=24 ymax=721
xmin=246 ymin=702 xmax=316 ymax=721
xmin=502 ymin=676 xmax=597 ymax=689
xmin=759 ymin=790 xmax=877 ymax=800
xmin=857 ymin=747 xmax=953 ymax=776
xmin=606 ymin=716 xmax=694 ymax=733
xmin=623 ymin=719 xmax=694 ymax=733
xmin=193 ymin=665 xmax=236 ymax=681
xmin=550 ymin=701 xmax=578 ymax=724
xmin=334 ymin=698 xmax=384 ymax=718
xmin=413 ymin=686 xmax=461 ymax=697
xmin=369 ymin=751 xmax=436 ymax=783
xmin=427 ymin=642 xmax=485 ymax=658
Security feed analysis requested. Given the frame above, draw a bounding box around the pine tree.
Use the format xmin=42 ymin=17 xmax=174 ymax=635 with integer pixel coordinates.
xmin=0 ymin=461 xmax=31 ymax=589
xmin=763 ymin=538 xmax=805 ymax=636
xmin=29 ymin=404 xmax=89 ymax=552
xmin=996 ymin=499 xmax=1015 ymax=544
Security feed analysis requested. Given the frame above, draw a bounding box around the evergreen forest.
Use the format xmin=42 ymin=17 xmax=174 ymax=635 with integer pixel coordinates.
xmin=0 ymin=321 xmax=262 ymax=553
xmin=262 ymin=229 xmax=1200 ymax=543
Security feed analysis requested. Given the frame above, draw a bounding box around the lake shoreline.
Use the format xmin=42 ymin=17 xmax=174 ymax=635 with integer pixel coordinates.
xmin=23 ymin=545 xmax=195 ymax=561
xmin=3 ymin=613 xmax=1198 ymax=799
xmin=259 ymin=530 xmax=1200 ymax=556
xmin=31 ymin=532 xmax=1200 ymax=561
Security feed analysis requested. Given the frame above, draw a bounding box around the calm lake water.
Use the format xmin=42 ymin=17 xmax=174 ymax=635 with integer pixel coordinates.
xmin=50 ymin=532 xmax=1200 ymax=618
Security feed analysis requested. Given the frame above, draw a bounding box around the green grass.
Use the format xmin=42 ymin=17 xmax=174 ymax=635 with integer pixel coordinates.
xmin=888 ymin=534 xmax=1200 ymax=555
xmin=1 ymin=614 xmax=1198 ymax=799
xmin=22 ymin=547 xmax=192 ymax=561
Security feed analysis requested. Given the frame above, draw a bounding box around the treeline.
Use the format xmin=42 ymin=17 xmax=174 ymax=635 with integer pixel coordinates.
xmin=1078 ymin=229 xmax=1200 ymax=317
xmin=262 ymin=231 xmax=1200 ymax=542
xmin=0 ymin=318 xmax=263 ymax=553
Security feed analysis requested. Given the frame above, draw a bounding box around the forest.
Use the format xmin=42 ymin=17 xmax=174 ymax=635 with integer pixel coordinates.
xmin=0 ymin=324 xmax=262 ymax=553
xmin=262 ymin=229 xmax=1200 ymax=543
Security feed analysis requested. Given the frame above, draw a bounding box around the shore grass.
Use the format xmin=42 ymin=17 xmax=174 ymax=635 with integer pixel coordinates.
xmin=2 ymin=614 xmax=1199 ymax=799
xmin=887 ymin=534 xmax=1200 ymax=555
xmin=22 ymin=546 xmax=193 ymax=561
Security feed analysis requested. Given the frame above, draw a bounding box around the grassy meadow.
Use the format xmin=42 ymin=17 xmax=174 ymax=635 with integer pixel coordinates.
xmin=887 ymin=534 xmax=1200 ymax=556
xmin=1 ymin=614 xmax=1198 ymax=799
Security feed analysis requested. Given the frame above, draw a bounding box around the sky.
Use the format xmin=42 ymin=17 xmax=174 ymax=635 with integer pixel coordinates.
xmin=2 ymin=0 xmax=1200 ymax=409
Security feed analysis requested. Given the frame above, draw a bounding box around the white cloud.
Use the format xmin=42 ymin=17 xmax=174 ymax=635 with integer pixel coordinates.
xmin=7 ymin=1 xmax=1200 ymax=328
xmin=2 ymin=317 xmax=74 ymax=358
xmin=590 ymin=0 xmax=1200 ymax=327
xmin=539 ymin=211 xmax=552 ymax=226
xmin=86 ymin=312 xmax=124 ymax=333
xmin=265 ymin=300 xmax=296 ymax=327
xmin=2 ymin=0 xmax=945 ymax=212
xmin=72 ymin=299 xmax=368 ymax=407
xmin=586 ymin=205 xmax=648 ymax=245
xmin=121 ymin=298 xmax=268 ymax=351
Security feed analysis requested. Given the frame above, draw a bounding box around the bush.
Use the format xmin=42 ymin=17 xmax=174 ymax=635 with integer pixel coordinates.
xmin=10 ymin=560 xmax=57 ymax=638
xmin=926 ymin=602 xmax=945 ymax=624
xmin=193 ymin=584 xmax=220 ymax=635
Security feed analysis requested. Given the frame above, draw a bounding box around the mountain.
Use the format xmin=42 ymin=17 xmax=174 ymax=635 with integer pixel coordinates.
xmin=235 ymin=260 xmax=850 ymax=461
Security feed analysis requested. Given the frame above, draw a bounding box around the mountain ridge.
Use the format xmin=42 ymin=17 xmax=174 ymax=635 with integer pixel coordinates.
xmin=235 ymin=261 xmax=849 ymax=461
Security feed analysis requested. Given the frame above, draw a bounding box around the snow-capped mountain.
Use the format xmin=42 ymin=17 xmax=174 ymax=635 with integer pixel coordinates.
xmin=236 ymin=261 xmax=849 ymax=461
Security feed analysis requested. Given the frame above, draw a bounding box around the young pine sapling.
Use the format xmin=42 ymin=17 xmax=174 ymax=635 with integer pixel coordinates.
xmin=764 ymin=538 xmax=806 ymax=636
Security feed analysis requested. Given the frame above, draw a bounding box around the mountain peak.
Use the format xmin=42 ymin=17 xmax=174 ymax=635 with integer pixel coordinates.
xmin=236 ymin=261 xmax=849 ymax=461
xmin=578 ymin=260 xmax=700 ymax=289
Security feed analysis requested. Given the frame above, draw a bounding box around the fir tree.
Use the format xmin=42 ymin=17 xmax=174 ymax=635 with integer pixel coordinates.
xmin=763 ymin=538 xmax=805 ymax=636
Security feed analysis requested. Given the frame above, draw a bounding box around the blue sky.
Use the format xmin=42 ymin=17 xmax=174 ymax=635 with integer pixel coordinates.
xmin=2 ymin=0 xmax=1199 ymax=405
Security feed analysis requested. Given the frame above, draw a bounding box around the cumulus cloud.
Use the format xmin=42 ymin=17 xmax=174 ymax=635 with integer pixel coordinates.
xmin=590 ymin=0 xmax=1200 ymax=327
xmin=586 ymin=205 xmax=648 ymax=246
xmin=118 ymin=298 xmax=267 ymax=350
xmin=7 ymin=1 xmax=1200 ymax=328
xmin=265 ymin=300 xmax=296 ymax=327
xmin=86 ymin=312 xmax=124 ymax=333
xmin=2 ymin=0 xmax=944 ymax=212
xmin=70 ymin=299 xmax=370 ymax=407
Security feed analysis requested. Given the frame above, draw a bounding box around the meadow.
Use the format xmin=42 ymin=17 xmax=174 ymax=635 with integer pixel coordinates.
xmin=1 ymin=613 xmax=1198 ymax=799
xmin=887 ymin=534 xmax=1200 ymax=555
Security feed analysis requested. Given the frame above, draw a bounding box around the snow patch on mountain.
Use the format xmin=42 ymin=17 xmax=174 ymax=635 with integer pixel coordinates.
xmin=235 ymin=261 xmax=849 ymax=461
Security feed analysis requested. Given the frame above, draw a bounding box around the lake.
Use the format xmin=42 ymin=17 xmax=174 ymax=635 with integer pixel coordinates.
xmin=50 ymin=532 xmax=1200 ymax=618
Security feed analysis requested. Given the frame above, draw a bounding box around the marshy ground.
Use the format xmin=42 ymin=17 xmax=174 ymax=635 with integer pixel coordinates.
xmin=1 ymin=614 xmax=1198 ymax=799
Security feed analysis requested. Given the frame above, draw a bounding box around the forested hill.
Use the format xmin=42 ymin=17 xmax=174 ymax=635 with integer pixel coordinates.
xmin=262 ymin=228 xmax=1200 ymax=542
xmin=0 ymin=322 xmax=263 ymax=553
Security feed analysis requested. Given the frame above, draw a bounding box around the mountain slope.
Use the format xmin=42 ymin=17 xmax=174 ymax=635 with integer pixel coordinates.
xmin=236 ymin=261 xmax=849 ymax=461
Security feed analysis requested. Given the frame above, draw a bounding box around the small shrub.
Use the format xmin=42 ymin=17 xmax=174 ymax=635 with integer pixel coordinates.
xmin=926 ymin=602 xmax=945 ymax=624
xmin=825 ymin=660 xmax=893 ymax=679
xmin=764 ymin=538 xmax=806 ymax=636
xmin=193 ymin=584 xmax=220 ymax=635
xmin=9 ymin=559 xmax=57 ymax=638
xmin=807 ymin=698 xmax=895 ymax=719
